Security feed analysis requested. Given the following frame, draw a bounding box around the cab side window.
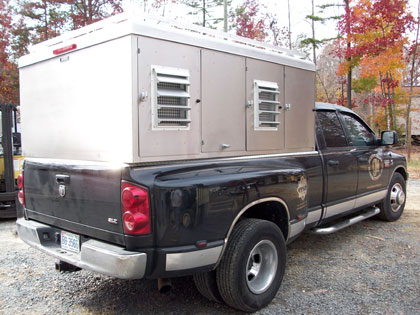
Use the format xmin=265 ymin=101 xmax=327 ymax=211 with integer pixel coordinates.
xmin=340 ymin=113 xmax=376 ymax=146
xmin=316 ymin=111 xmax=348 ymax=148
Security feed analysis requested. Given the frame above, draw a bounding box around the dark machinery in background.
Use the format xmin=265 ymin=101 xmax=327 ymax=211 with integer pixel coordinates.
xmin=0 ymin=103 xmax=22 ymax=218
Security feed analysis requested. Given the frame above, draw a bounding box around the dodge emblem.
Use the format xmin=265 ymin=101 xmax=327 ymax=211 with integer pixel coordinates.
xmin=59 ymin=185 xmax=66 ymax=198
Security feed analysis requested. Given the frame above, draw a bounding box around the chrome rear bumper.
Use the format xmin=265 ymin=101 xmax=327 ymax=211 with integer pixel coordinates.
xmin=16 ymin=218 xmax=147 ymax=280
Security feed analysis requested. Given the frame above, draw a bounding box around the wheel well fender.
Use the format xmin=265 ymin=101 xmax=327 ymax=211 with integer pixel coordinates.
xmin=225 ymin=198 xmax=290 ymax=245
xmin=214 ymin=198 xmax=290 ymax=268
xmin=392 ymin=166 xmax=408 ymax=182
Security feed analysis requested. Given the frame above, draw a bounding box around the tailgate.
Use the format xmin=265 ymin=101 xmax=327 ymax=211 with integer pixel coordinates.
xmin=24 ymin=159 xmax=125 ymax=245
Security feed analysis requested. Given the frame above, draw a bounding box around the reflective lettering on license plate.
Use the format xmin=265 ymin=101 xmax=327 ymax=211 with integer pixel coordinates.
xmin=60 ymin=231 xmax=80 ymax=253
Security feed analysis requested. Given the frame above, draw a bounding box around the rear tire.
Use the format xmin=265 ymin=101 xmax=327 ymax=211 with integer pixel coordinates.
xmin=193 ymin=270 xmax=223 ymax=303
xmin=378 ymin=172 xmax=406 ymax=222
xmin=216 ymin=219 xmax=286 ymax=313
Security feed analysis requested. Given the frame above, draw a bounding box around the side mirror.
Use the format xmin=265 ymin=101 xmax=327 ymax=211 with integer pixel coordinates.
xmin=381 ymin=130 xmax=398 ymax=146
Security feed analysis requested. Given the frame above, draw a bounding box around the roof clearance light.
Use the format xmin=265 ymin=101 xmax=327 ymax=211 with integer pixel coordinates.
xmin=53 ymin=44 xmax=77 ymax=55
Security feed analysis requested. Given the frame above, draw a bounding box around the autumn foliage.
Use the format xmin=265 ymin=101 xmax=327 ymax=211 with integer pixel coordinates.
xmin=0 ymin=0 xmax=18 ymax=104
xmin=337 ymin=0 xmax=414 ymax=130
xmin=233 ymin=0 xmax=266 ymax=41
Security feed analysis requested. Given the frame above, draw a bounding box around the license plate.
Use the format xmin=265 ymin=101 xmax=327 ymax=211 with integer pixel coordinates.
xmin=60 ymin=231 xmax=80 ymax=253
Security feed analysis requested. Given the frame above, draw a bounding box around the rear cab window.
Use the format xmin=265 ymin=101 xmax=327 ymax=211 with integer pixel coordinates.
xmin=316 ymin=111 xmax=348 ymax=148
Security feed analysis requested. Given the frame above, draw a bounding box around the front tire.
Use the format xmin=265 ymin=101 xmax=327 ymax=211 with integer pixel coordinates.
xmin=216 ymin=219 xmax=286 ymax=313
xmin=378 ymin=172 xmax=406 ymax=222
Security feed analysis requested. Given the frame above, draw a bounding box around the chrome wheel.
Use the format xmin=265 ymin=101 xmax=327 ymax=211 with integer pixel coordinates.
xmin=217 ymin=219 xmax=286 ymax=312
xmin=390 ymin=183 xmax=405 ymax=213
xmin=246 ymin=240 xmax=278 ymax=294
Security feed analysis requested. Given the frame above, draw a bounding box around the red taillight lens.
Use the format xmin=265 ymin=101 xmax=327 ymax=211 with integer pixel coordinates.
xmin=17 ymin=173 xmax=25 ymax=207
xmin=17 ymin=174 xmax=23 ymax=189
xmin=122 ymin=186 xmax=147 ymax=208
xmin=121 ymin=182 xmax=150 ymax=235
xmin=53 ymin=44 xmax=77 ymax=55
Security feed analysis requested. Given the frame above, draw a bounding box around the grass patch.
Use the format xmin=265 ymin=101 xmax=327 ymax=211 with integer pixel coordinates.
xmin=408 ymin=159 xmax=420 ymax=169
xmin=395 ymin=149 xmax=420 ymax=179
xmin=407 ymin=153 xmax=420 ymax=179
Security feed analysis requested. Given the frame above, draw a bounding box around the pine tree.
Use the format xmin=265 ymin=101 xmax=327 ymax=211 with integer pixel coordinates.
xmin=182 ymin=0 xmax=226 ymax=28
xmin=300 ymin=1 xmax=342 ymax=66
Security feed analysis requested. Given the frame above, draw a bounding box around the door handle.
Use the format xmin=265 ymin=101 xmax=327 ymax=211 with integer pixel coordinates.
xmin=56 ymin=174 xmax=70 ymax=184
xmin=328 ymin=160 xmax=339 ymax=167
xmin=358 ymin=157 xmax=368 ymax=162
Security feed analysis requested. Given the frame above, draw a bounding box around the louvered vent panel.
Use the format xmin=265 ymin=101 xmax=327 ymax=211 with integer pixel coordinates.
xmin=254 ymin=80 xmax=280 ymax=130
xmin=152 ymin=66 xmax=191 ymax=128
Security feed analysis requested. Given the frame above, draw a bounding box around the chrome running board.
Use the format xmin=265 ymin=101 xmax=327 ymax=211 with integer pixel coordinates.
xmin=311 ymin=207 xmax=380 ymax=235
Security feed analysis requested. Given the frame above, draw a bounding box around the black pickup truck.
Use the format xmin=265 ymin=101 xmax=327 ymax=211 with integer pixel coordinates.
xmin=17 ymin=102 xmax=407 ymax=312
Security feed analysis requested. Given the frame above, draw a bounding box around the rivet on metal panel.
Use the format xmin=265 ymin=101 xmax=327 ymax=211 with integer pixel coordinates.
xmin=285 ymin=104 xmax=291 ymax=110
xmin=246 ymin=100 xmax=253 ymax=108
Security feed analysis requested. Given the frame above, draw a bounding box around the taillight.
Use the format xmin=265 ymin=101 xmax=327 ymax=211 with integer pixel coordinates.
xmin=121 ymin=182 xmax=150 ymax=235
xmin=18 ymin=173 xmax=25 ymax=207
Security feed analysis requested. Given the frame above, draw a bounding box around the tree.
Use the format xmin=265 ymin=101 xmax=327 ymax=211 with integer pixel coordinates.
xmin=317 ymin=41 xmax=348 ymax=104
xmin=18 ymin=0 xmax=68 ymax=43
xmin=0 ymin=0 xmax=12 ymax=67
xmin=151 ymin=0 xmax=171 ymax=17
xmin=231 ymin=0 xmax=265 ymax=41
xmin=298 ymin=1 xmax=343 ymax=102
xmin=405 ymin=0 xmax=420 ymax=161
xmin=301 ymin=1 xmax=342 ymax=65
xmin=344 ymin=0 xmax=351 ymax=108
xmin=182 ymin=0 xmax=225 ymax=28
xmin=67 ymin=0 xmax=123 ymax=28
xmin=0 ymin=0 xmax=18 ymax=104
xmin=287 ymin=0 xmax=291 ymax=49
xmin=10 ymin=16 xmax=32 ymax=60
xmin=338 ymin=0 xmax=413 ymax=130
xmin=265 ymin=13 xmax=289 ymax=47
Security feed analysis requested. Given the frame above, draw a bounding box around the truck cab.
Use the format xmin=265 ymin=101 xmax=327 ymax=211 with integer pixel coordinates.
xmin=314 ymin=102 xmax=407 ymax=226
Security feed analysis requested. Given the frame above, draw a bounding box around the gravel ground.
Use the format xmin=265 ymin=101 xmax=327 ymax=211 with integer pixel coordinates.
xmin=1 ymin=181 xmax=419 ymax=315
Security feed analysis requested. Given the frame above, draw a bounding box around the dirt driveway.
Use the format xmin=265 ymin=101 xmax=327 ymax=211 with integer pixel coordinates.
xmin=0 ymin=181 xmax=419 ymax=314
